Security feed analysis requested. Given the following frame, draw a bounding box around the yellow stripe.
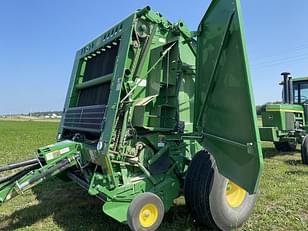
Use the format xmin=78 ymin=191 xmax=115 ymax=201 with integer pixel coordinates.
xmin=267 ymin=109 xmax=303 ymax=113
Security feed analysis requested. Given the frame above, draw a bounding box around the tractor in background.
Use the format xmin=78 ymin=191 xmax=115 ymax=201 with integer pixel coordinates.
xmin=260 ymin=72 xmax=308 ymax=164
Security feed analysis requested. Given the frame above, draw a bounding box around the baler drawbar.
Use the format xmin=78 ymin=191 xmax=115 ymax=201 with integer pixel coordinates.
xmin=0 ymin=141 xmax=80 ymax=204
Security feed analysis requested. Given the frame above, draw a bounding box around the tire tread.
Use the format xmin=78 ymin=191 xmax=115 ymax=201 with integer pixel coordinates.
xmin=301 ymin=136 xmax=308 ymax=165
xmin=184 ymin=151 xmax=218 ymax=229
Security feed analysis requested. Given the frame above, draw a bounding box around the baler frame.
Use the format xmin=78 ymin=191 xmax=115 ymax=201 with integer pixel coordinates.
xmin=0 ymin=1 xmax=263 ymax=230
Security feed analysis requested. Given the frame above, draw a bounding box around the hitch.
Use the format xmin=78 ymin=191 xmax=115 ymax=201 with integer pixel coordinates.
xmin=0 ymin=159 xmax=40 ymax=184
xmin=0 ymin=140 xmax=81 ymax=204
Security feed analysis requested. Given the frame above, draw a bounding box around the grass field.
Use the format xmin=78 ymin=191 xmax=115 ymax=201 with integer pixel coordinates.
xmin=0 ymin=120 xmax=307 ymax=231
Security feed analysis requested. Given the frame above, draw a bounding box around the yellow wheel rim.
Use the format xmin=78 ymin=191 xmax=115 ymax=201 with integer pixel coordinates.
xmin=225 ymin=180 xmax=247 ymax=208
xmin=139 ymin=203 xmax=159 ymax=228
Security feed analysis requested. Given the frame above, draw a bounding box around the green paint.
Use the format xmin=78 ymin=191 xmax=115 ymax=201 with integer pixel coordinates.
xmin=0 ymin=141 xmax=80 ymax=204
xmin=0 ymin=1 xmax=262 ymax=229
xmin=195 ymin=0 xmax=263 ymax=193
xmin=260 ymin=77 xmax=308 ymax=146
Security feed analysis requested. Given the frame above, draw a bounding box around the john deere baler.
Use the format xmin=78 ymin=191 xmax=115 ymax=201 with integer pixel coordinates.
xmin=0 ymin=1 xmax=263 ymax=230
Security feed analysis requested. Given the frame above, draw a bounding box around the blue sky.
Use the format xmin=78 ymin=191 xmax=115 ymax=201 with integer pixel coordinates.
xmin=0 ymin=0 xmax=307 ymax=114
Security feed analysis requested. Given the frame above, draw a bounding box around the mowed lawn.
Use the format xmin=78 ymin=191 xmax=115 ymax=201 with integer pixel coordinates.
xmin=0 ymin=120 xmax=307 ymax=231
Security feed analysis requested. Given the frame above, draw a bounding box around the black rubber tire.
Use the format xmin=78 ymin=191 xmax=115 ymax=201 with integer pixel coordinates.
xmin=127 ymin=192 xmax=164 ymax=231
xmin=274 ymin=141 xmax=296 ymax=152
xmin=301 ymin=135 xmax=308 ymax=165
xmin=184 ymin=151 xmax=257 ymax=231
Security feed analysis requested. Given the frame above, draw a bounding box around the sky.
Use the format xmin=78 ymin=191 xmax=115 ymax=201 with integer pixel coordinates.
xmin=0 ymin=0 xmax=308 ymax=115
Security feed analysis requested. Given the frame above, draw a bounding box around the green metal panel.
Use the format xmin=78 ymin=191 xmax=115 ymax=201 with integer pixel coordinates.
xmin=194 ymin=0 xmax=263 ymax=193
xmin=265 ymin=103 xmax=303 ymax=112
xmin=259 ymin=127 xmax=279 ymax=142
xmin=97 ymin=15 xmax=135 ymax=162
xmin=262 ymin=104 xmax=304 ymax=130
xmin=262 ymin=111 xmax=286 ymax=130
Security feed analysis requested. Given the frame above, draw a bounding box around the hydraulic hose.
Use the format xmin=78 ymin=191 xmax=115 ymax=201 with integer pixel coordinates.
xmin=0 ymin=164 xmax=40 ymax=188
xmin=0 ymin=159 xmax=39 ymax=173
xmin=28 ymin=159 xmax=71 ymax=185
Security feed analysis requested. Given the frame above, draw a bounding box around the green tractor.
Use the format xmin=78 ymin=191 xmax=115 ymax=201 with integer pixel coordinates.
xmin=260 ymin=72 xmax=308 ymax=164
xmin=0 ymin=0 xmax=263 ymax=230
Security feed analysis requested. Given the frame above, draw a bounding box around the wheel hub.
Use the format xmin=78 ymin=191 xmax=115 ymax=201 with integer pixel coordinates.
xmin=139 ymin=203 xmax=158 ymax=228
xmin=225 ymin=180 xmax=247 ymax=208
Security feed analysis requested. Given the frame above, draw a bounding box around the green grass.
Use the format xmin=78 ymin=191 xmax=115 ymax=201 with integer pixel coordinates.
xmin=0 ymin=120 xmax=307 ymax=231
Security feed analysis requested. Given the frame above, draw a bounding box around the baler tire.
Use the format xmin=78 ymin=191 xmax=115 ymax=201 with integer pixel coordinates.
xmin=184 ymin=151 xmax=257 ymax=231
xmin=301 ymin=135 xmax=308 ymax=165
xmin=274 ymin=141 xmax=296 ymax=152
xmin=127 ymin=192 xmax=164 ymax=231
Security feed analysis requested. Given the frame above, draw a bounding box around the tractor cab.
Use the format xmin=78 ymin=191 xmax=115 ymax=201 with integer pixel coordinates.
xmin=291 ymin=77 xmax=308 ymax=104
xmin=279 ymin=72 xmax=308 ymax=105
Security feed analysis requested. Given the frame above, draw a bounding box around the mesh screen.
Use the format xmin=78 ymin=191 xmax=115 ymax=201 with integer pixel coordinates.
xmin=77 ymin=82 xmax=110 ymax=107
xmin=83 ymin=43 xmax=120 ymax=81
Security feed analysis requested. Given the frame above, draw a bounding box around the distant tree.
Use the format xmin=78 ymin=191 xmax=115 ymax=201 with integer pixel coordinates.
xmin=256 ymin=105 xmax=263 ymax=115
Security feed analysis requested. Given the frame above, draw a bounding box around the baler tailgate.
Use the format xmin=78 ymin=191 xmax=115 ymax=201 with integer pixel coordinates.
xmin=194 ymin=0 xmax=263 ymax=193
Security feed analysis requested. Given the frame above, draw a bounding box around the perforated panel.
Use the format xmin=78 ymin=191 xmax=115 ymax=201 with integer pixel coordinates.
xmin=63 ymin=105 xmax=107 ymax=133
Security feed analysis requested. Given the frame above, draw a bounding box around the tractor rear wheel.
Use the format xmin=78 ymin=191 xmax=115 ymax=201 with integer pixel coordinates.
xmin=301 ymin=135 xmax=308 ymax=165
xmin=127 ymin=192 xmax=164 ymax=231
xmin=274 ymin=141 xmax=296 ymax=152
xmin=184 ymin=151 xmax=256 ymax=231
